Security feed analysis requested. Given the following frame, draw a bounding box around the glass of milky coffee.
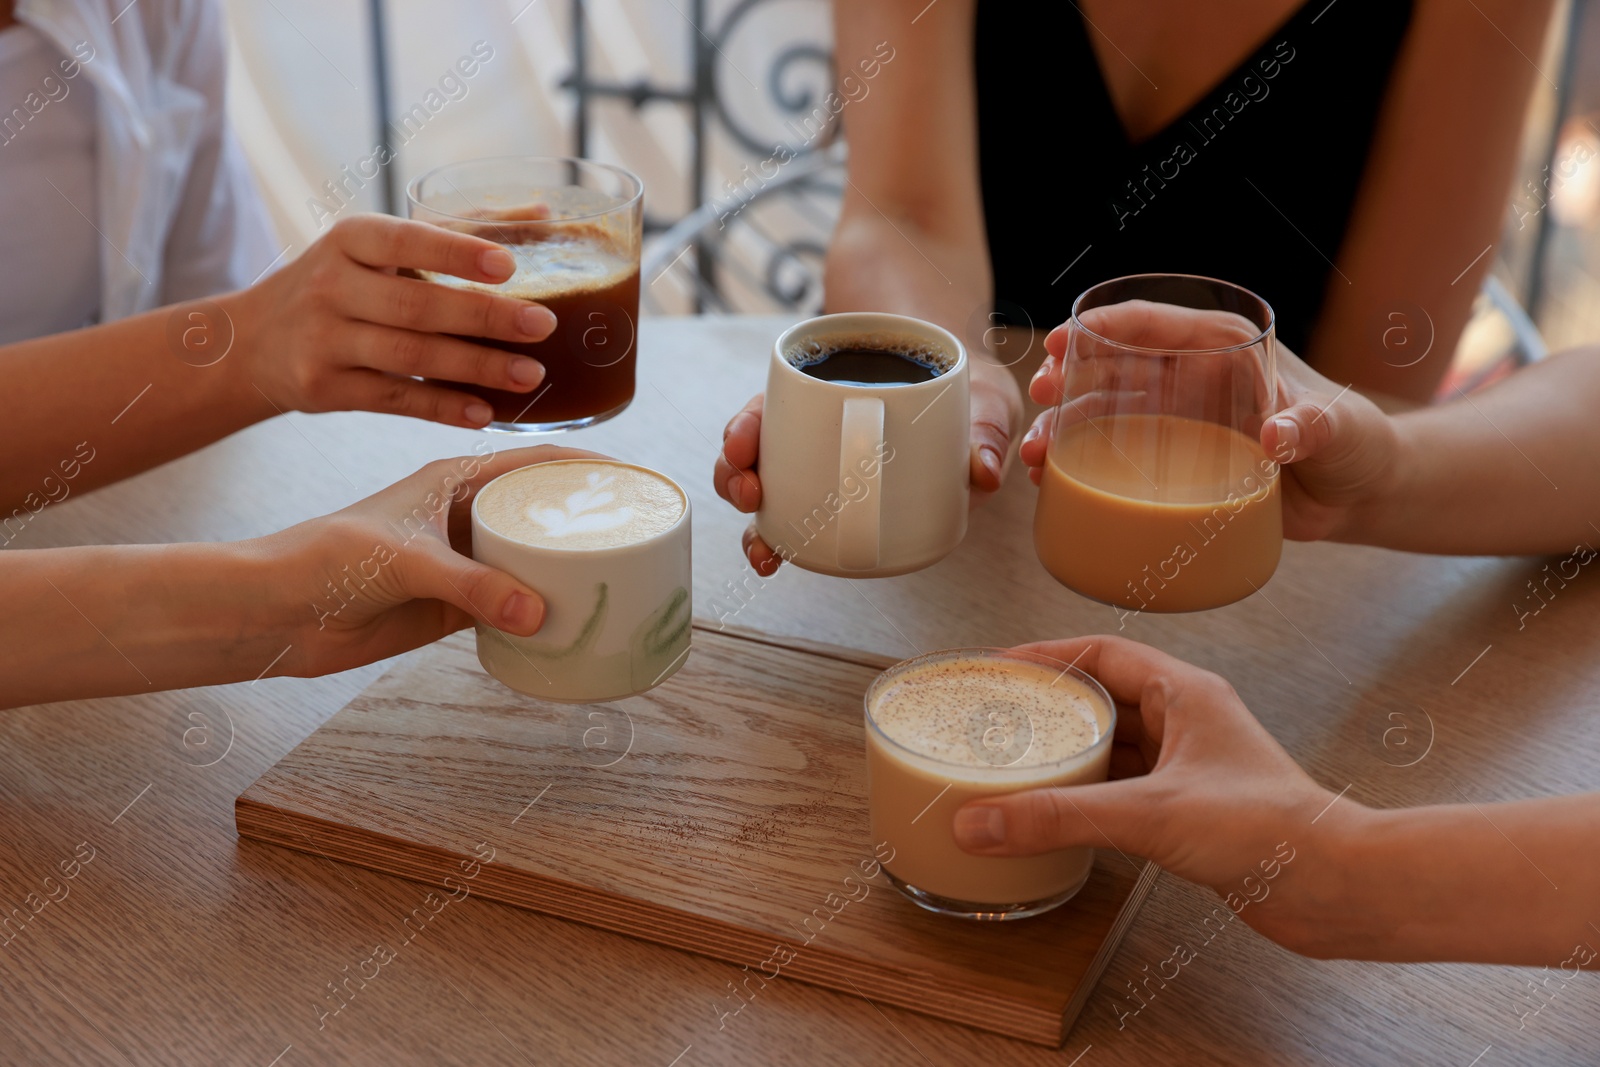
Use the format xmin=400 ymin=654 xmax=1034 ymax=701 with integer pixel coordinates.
xmin=471 ymin=459 xmax=691 ymax=702
xmin=864 ymin=647 xmax=1115 ymax=920
xmin=1035 ymin=274 xmax=1281 ymax=613
xmin=407 ymin=157 xmax=643 ymax=433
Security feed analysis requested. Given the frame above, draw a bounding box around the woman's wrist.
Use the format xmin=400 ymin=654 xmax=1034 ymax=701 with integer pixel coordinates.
xmin=1265 ymin=796 xmax=1595 ymax=966
xmin=1278 ymin=800 xmax=1395 ymax=957
xmin=1327 ymin=410 xmax=1420 ymax=547
xmin=139 ymin=539 xmax=302 ymax=687
xmin=1249 ymin=798 xmax=1400 ymax=959
xmin=209 ymin=286 xmax=289 ymax=424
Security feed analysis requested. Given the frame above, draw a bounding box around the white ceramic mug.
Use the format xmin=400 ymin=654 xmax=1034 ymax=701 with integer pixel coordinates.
xmin=755 ymin=313 xmax=969 ymax=578
xmin=471 ymin=460 xmax=693 ymax=703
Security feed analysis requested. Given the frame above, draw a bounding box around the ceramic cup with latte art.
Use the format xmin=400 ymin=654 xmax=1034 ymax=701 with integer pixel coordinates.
xmin=471 ymin=458 xmax=692 ymax=702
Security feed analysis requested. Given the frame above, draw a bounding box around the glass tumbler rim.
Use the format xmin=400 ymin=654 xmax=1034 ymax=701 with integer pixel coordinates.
xmin=406 ymin=155 xmax=644 ymax=225
xmin=1070 ymin=272 xmax=1276 ymax=358
xmin=863 ymin=645 xmax=1117 ymax=776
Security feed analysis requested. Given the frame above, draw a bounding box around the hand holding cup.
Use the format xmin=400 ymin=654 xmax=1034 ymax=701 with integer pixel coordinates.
xmin=951 ymin=635 xmax=1338 ymax=951
xmin=229 ymin=214 xmax=558 ymax=429
xmin=715 ymin=325 xmax=1023 ymax=576
xmin=1021 ymin=300 xmax=1402 ymax=545
xmin=278 ymin=444 xmax=604 ymax=678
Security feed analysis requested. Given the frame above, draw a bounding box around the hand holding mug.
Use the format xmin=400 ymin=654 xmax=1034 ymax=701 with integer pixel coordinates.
xmin=275 ymin=445 xmax=604 ymax=678
xmin=738 ymin=313 xmax=971 ymax=579
xmin=2 ymin=445 xmax=611 ymax=708
xmin=715 ymin=339 xmax=1022 ymax=576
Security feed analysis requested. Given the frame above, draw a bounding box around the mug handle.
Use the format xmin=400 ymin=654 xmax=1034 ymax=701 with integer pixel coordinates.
xmin=837 ymin=397 xmax=883 ymax=571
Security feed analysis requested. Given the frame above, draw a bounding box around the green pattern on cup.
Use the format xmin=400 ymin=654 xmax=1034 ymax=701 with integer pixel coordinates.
xmin=631 ymin=586 xmax=691 ymax=687
xmin=521 ymin=582 xmax=608 ymax=659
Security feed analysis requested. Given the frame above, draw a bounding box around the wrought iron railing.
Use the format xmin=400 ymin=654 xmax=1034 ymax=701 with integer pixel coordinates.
xmin=558 ymin=0 xmax=843 ymax=314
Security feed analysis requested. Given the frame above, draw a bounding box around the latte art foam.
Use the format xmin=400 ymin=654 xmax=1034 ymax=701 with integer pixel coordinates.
xmin=476 ymin=461 xmax=684 ymax=550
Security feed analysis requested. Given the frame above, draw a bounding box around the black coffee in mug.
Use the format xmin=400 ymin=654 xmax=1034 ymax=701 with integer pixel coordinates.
xmin=791 ymin=339 xmax=947 ymax=387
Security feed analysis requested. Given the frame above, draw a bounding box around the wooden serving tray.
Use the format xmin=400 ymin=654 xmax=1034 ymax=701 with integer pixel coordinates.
xmin=236 ymin=624 xmax=1156 ymax=1046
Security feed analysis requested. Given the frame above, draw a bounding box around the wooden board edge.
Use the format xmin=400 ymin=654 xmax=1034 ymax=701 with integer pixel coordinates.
xmin=235 ymin=795 xmax=1073 ymax=1046
xmin=691 ymin=618 xmax=902 ymax=672
xmin=1060 ymin=860 xmax=1161 ymax=1040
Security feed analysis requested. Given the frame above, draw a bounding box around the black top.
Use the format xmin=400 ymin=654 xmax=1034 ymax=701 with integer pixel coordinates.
xmin=974 ymin=0 xmax=1415 ymax=354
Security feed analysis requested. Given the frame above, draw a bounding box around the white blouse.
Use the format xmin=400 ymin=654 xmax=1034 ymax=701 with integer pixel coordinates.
xmin=0 ymin=23 xmax=102 ymax=343
xmin=1 ymin=0 xmax=278 ymax=342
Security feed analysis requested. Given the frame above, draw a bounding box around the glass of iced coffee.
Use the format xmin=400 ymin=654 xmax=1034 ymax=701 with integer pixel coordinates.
xmin=406 ymin=156 xmax=643 ymax=433
xmin=864 ymin=647 xmax=1116 ymax=921
xmin=1034 ymin=274 xmax=1281 ymax=613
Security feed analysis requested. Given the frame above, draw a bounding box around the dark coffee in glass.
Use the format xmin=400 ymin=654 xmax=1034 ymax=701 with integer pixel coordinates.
xmin=407 ymin=157 xmax=643 ymax=433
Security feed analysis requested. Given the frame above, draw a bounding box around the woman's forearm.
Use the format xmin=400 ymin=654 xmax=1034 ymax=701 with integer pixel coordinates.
xmin=823 ymin=211 xmax=992 ymax=343
xmin=824 ymin=211 xmax=1022 ymax=427
xmin=4 ymin=444 xmax=577 ymax=711
xmin=0 ymin=292 xmax=271 ymax=515
xmin=1298 ymin=796 xmax=1600 ymax=968
xmin=1 ymin=540 xmax=290 ymax=708
xmin=1343 ymin=348 xmax=1600 ymax=555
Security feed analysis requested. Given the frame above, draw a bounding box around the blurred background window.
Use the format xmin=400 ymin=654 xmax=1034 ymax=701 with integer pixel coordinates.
xmin=1440 ymin=0 xmax=1592 ymax=394
xmin=222 ymin=0 xmax=844 ymax=319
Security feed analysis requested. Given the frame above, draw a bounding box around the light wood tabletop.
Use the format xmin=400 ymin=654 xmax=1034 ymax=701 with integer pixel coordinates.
xmin=3 ymin=315 xmax=1597 ymax=1065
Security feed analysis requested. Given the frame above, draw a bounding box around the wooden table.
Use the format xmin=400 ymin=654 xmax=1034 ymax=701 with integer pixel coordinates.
xmin=4 ymin=315 xmax=1597 ymax=1066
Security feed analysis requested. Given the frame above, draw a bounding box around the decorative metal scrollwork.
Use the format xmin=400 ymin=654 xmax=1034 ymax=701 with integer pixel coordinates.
xmin=709 ymin=0 xmax=838 ymax=156
xmin=764 ymin=238 xmax=828 ymax=307
xmin=563 ymin=0 xmax=843 ymax=313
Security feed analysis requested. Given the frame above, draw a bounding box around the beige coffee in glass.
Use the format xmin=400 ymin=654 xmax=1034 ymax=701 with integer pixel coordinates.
xmin=864 ymin=647 xmax=1115 ymax=920
xmin=1035 ymin=274 xmax=1281 ymax=612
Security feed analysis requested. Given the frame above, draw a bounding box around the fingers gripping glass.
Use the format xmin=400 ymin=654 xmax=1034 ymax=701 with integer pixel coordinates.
xmin=1033 ymin=274 xmax=1282 ymax=614
xmin=406 ymin=156 xmax=644 ymax=433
